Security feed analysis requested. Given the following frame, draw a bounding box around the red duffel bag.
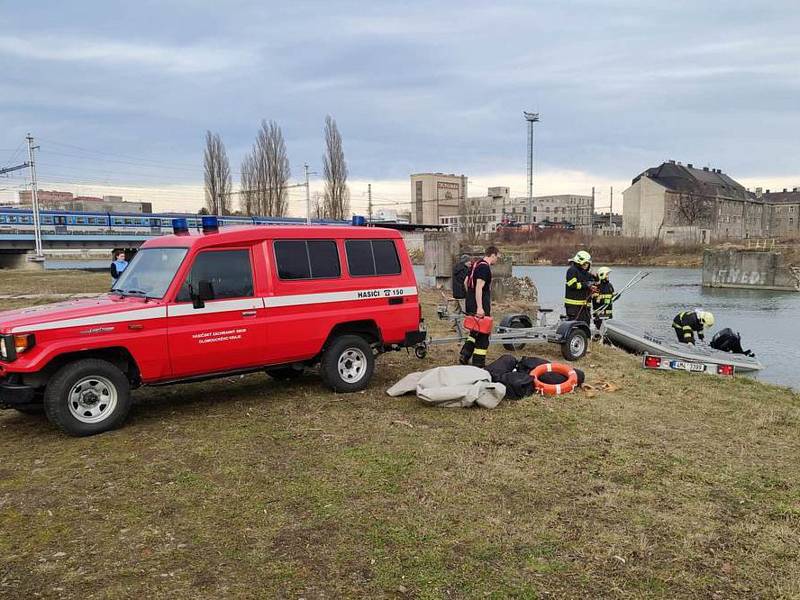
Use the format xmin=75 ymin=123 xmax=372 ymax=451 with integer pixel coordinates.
xmin=463 ymin=315 xmax=493 ymax=334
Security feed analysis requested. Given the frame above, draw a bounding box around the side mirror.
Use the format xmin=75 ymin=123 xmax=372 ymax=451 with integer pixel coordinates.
xmin=191 ymin=280 xmax=214 ymax=309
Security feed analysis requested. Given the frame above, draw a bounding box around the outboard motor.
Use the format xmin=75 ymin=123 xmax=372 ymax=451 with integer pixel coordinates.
xmin=710 ymin=328 xmax=755 ymax=357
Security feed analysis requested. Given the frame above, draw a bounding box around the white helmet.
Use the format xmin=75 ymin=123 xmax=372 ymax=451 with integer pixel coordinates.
xmin=697 ymin=310 xmax=715 ymax=328
xmin=597 ymin=266 xmax=611 ymax=280
xmin=571 ymin=250 xmax=591 ymax=266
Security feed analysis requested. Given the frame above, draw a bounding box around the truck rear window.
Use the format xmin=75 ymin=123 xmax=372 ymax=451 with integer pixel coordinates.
xmin=345 ymin=239 xmax=401 ymax=277
xmin=274 ymin=240 xmax=340 ymax=280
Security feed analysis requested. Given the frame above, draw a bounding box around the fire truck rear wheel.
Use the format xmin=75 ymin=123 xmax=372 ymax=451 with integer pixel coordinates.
xmin=321 ymin=334 xmax=375 ymax=393
xmin=44 ymin=359 xmax=132 ymax=437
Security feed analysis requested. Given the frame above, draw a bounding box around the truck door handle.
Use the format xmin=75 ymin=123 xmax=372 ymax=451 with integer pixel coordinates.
xmin=241 ymin=310 xmax=257 ymax=317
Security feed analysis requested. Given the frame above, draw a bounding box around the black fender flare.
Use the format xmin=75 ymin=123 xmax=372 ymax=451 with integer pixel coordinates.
xmin=498 ymin=313 xmax=534 ymax=330
xmin=553 ymin=320 xmax=591 ymax=343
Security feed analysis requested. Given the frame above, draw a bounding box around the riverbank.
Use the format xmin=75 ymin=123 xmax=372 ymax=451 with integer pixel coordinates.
xmin=1 ymin=271 xmax=799 ymax=597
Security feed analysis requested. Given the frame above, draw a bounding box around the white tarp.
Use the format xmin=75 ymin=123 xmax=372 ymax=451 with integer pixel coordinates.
xmin=386 ymin=365 xmax=506 ymax=409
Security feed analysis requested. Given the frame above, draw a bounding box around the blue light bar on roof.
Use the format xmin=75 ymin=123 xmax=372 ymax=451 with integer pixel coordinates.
xmin=201 ymin=216 xmax=219 ymax=233
xmin=351 ymin=215 xmax=367 ymax=226
xmin=172 ymin=218 xmax=189 ymax=235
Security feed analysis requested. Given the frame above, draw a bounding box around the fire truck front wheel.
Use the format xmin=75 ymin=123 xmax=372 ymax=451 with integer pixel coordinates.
xmin=320 ymin=335 xmax=375 ymax=393
xmin=43 ymin=359 xmax=132 ymax=437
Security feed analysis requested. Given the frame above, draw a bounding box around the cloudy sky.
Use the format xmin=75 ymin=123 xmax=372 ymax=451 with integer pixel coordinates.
xmin=1 ymin=0 xmax=799 ymax=214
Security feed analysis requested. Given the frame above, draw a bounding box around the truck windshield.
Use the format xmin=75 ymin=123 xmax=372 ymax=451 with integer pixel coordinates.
xmin=111 ymin=248 xmax=188 ymax=299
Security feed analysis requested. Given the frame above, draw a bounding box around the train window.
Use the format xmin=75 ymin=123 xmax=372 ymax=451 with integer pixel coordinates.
xmin=0 ymin=216 xmax=5 ymax=223
xmin=9 ymin=216 xmax=17 ymax=223
xmin=77 ymin=217 xmax=86 ymax=224
xmin=125 ymin=219 xmax=133 ymax=225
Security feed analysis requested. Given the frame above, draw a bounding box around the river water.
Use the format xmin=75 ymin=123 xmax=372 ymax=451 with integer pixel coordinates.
xmin=416 ymin=265 xmax=800 ymax=391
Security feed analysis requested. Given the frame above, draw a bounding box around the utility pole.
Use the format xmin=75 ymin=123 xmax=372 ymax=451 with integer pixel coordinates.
xmin=367 ymin=183 xmax=372 ymax=222
xmin=304 ymin=163 xmax=311 ymax=225
xmin=609 ymin=186 xmax=614 ymax=227
xmin=26 ymin=134 xmax=44 ymax=261
xmin=523 ymin=111 xmax=540 ymax=224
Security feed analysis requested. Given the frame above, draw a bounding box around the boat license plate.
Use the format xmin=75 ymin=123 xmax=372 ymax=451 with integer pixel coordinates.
xmin=670 ymin=360 xmax=706 ymax=372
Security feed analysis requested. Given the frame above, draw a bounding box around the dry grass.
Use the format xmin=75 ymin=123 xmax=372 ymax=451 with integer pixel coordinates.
xmin=1 ymin=272 xmax=799 ymax=598
xmin=496 ymin=232 xmax=704 ymax=267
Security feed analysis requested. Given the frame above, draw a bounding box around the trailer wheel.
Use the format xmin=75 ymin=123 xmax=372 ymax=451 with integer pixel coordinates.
xmin=501 ymin=314 xmax=533 ymax=351
xmin=561 ymin=328 xmax=589 ymax=361
xmin=414 ymin=345 xmax=427 ymax=359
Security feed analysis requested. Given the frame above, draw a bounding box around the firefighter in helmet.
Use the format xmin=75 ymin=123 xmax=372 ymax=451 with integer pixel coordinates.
xmin=672 ymin=310 xmax=715 ymax=344
xmin=592 ymin=266 xmax=614 ymax=330
xmin=564 ymin=250 xmax=597 ymax=324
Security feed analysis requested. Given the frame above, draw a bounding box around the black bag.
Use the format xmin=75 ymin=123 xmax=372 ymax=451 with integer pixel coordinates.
xmin=517 ymin=356 xmax=549 ymax=371
xmin=497 ymin=371 xmax=534 ymax=400
xmin=486 ymin=354 xmax=519 ymax=382
xmin=710 ymin=328 xmax=745 ymax=354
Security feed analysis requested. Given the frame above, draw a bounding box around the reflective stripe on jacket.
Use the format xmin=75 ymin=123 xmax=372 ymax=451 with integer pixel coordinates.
xmin=672 ymin=311 xmax=703 ymax=340
xmin=564 ymin=263 xmax=595 ymax=306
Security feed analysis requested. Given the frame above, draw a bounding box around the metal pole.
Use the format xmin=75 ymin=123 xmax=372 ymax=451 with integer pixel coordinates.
xmin=610 ymin=186 xmax=613 ymax=227
xmin=26 ymin=134 xmax=44 ymax=260
xmin=523 ymin=112 xmax=539 ymax=225
xmin=304 ymin=163 xmax=310 ymax=225
xmin=367 ymin=183 xmax=372 ymax=222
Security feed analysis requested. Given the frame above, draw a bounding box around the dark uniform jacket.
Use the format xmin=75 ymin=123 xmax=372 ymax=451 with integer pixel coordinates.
xmin=465 ymin=259 xmax=492 ymax=316
xmin=673 ymin=311 xmax=704 ymax=342
xmin=592 ymin=280 xmax=615 ymax=318
xmin=452 ymin=261 xmax=470 ymax=300
xmin=564 ymin=263 xmax=596 ymax=307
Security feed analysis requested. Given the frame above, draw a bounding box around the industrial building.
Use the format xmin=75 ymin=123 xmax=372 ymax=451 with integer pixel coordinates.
xmin=622 ymin=161 xmax=800 ymax=242
xmin=409 ymin=173 xmax=466 ymax=225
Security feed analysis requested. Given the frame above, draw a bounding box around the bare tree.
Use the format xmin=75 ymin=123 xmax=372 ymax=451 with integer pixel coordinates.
xmin=203 ymin=131 xmax=232 ymax=215
xmin=239 ymin=153 xmax=257 ymax=215
xmin=311 ymin=191 xmax=325 ymax=219
xmin=322 ymin=115 xmax=350 ymax=220
xmin=255 ymin=120 xmax=291 ymax=216
xmin=239 ymin=121 xmax=291 ymax=217
xmin=675 ymin=191 xmax=712 ymax=226
xmin=458 ymin=196 xmax=484 ymax=242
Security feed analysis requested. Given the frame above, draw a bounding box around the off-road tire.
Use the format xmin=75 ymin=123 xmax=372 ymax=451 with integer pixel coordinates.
xmin=44 ymin=359 xmax=132 ymax=437
xmin=320 ymin=335 xmax=375 ymax=393
xmin=561 ymin=328 xmax=589 ymax=361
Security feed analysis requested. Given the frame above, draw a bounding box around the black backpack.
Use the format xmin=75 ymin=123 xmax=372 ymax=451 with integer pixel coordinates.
xmin=496 ymin=371 xmax=534 ymax=400
xmin=710 ymin=328 xmax=746 ymax=355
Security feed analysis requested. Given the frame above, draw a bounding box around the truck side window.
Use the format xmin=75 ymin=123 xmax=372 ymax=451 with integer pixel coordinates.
xmin=176 ymin=249 xmax=253 ymax=302
xmin=274 ymin=240 xmax=340 ymax=280
xmin=345 ymin=239 xmax=401 ymax=277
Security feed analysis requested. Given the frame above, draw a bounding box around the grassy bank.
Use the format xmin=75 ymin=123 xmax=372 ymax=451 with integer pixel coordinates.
xmin=1 ymin=272 xmax=799 ymax=598
xmin=493 ymin=233 xmax=703 ymax=267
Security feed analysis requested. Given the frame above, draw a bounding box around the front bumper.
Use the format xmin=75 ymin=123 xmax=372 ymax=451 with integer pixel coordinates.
xmin=0 ymin=377 xmax=37 ymax=409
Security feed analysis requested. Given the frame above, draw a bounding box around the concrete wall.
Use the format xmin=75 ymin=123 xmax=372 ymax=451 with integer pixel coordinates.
xmin=702 ymin=249 xmax=800 ymax=291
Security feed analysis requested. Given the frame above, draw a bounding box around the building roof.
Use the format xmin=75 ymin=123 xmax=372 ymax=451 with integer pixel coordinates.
xmin=633 ymin=161 xmax=751 ymax=201
xmin=760 ymin=189 xmax=800 ymax=204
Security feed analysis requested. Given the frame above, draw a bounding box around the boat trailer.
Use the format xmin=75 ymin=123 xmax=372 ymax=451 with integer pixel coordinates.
xmin=413 ymin=295 xmax=591 ymax=362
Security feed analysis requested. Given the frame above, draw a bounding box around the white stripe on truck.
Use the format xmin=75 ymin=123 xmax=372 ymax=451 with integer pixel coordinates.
xmin=9 ymin=287 xmax=418 ymax=333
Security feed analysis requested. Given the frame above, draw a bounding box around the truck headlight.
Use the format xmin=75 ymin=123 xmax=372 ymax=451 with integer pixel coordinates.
xmin=14 ymin=334 xmax=35 ymax=355
xmin=0 ymin=334 xmax=34 ymax=361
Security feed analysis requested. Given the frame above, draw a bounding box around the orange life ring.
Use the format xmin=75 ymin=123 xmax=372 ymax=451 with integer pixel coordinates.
xmin=530 ymin=362 xmax=578 ymax=396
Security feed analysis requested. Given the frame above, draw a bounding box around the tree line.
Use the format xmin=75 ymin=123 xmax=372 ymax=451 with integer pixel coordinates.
xmin=203 ymin=116 xmax=349 ymax=220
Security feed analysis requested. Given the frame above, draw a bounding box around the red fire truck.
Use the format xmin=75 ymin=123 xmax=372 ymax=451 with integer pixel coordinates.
xmin=0 ymin=218 xmax=425 ymax=436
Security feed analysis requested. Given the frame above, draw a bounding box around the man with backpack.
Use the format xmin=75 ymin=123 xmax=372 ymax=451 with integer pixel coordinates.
xmin=451 ymin=254 xmax=473 ymax=314
xmin=459 ymin=246 xmax=500 ymax=368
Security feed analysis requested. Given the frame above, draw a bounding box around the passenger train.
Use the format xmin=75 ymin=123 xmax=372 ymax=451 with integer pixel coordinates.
xmin=0 ymin=207 xmax=347 ymax=235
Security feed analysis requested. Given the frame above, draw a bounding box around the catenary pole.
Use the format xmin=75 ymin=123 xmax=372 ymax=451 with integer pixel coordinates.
xmin=367 ymin=183 xmax=372 ymax=222
xmin=304 ymin=163 xmax=311 ymax=225
xmin=26 ymin=134 xmax=44 ymax=260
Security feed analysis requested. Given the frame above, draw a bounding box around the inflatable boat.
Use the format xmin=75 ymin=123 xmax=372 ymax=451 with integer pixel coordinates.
xmin=603 ymin=320 xmax=764 ymax=373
